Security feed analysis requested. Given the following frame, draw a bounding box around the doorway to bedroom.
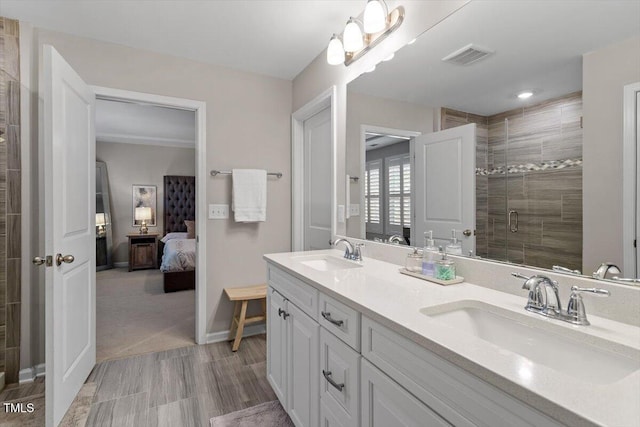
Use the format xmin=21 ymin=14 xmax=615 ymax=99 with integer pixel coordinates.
xmin=93 ymin=89 xmax=206 ymax=362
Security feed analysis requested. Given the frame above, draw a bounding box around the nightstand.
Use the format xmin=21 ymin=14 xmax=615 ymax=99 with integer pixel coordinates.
xmin=127 ymin=233 xmax=159 ymax=271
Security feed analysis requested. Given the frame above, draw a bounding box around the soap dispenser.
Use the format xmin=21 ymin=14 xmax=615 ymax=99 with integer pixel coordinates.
xmin=446 ymin=229 xmax=462 ymax=255
xmin=436 ymin=248 xmax=457 ymax=281
xmin=421 ymin=231 xmax=438 ymax=277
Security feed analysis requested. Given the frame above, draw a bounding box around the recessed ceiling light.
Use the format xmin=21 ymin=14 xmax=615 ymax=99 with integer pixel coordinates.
xmin=517 ymin=91 xmax=534 ymax=99
xmin=407 ymin=38 xmax=417 ymax=45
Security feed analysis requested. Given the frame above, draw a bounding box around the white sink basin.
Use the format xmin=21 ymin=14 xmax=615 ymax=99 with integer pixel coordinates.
xmin=420 ymin=301 xmax=640 ymax=384
xmin=291 ymin=254 xmax=362 ymax=272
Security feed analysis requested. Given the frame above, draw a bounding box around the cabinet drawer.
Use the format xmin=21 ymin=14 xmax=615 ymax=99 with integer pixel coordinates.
xmin=320 ymin=327 xmax=360 ymax=427
xmin=319 ymin=293 xmax=360 ymax=351
xmin=361 ymin=359 xmax=451 ymax=427
xmin=362 ymin=317 xmax=561 ymax=427
xmin=268 ymin=265 xmax=318 ymax=320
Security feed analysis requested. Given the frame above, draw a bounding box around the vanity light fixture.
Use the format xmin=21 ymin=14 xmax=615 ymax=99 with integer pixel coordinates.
xmin=326 ymin=1 xmax=405 ymax=66
xmin=363 ymin=0 xmax=387 ymax=33
xmin=344 ymin=17 xmax=365 ymax=52
xmin=327 ymin=34 xmax=346 ymax=65
xmin=517 ymin=91 xmax=534 ymax=99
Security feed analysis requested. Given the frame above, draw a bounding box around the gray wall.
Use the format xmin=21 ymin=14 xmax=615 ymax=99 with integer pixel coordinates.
xmin=22 ymin=27 xmax=293 ymax=368
xmin=583 ymin=36 xmax=640 ymax=275
xmin=96 ymin=142 xmax=195 ymax=264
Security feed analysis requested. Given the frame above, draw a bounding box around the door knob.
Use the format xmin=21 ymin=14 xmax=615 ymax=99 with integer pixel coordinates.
xmin=56 ymin=254 xmax=75 ymax=266
xmin=33 ymin=256 xmax=46 ymax=266
xmin=462 ymin=229 xmax=473 ymax=237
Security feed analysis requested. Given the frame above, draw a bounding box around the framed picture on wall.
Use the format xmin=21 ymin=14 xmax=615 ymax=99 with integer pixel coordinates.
xmin=132 ymin=185 xmax=157 ymax=226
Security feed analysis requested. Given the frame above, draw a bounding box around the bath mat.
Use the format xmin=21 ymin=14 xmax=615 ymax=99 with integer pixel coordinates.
xmin=210 ymin=401 xmax=294 ymax=427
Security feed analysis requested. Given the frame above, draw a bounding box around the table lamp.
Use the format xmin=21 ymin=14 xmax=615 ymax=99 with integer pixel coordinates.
xmin=95 ymin=213 xmax=106 ymax=236
xmin=135 ymin=207 xmax=152 ymax=234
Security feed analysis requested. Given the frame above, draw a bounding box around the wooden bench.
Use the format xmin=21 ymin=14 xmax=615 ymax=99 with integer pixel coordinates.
xmin=224 ymin=284 xmax=267 ymax=351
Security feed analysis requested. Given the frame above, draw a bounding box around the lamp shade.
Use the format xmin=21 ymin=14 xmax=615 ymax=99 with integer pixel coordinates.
xmin=343 ymin=18 xmax=364 ymax=52
xmin=96 ymin=213 xmax=106 ymax=226
xmin=135 ymin=207 xmax=152 ymax=221
xmin=327 ymin=34 xmax=345 ymax=65
xmin=364 ymin=0 xmax=387 ymax=33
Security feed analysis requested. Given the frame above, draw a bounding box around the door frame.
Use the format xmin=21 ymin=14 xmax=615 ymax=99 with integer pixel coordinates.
xmin=359 ymin=124 xmax=421 ymax=239
xmin=91 ymin=86 xmax=208 ymax=345
xmin=623 ymin=82 xmax=640 ymax=277
xmin=291 ymin=86 xmax=337 ymax=251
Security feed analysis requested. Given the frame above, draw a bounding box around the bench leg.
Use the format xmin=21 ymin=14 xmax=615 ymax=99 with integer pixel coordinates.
xmin=228 ymin=301 xmax=240 ymax=341
xmin=232 ymin=300 xmax=248 ymax=352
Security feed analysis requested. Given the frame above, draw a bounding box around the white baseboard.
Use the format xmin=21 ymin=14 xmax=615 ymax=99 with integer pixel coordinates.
xmin=205 ymin=324 xmax=266 ymax=344
xmin=18 ymin=363 xmax=45 ymax=384
xmin=113 ymin=262 xmax=129 ymax=268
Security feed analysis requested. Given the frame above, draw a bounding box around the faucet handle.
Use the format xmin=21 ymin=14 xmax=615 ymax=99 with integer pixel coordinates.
xmin=570 ymin=286 xmax=610 ymax=297
xmin=566 ymin=286 xmax=609 ymax=326
xmin=511 ymin=272 xmax=531 ymax=281
xmin=353 ymin=243 xmax=365 ymax=261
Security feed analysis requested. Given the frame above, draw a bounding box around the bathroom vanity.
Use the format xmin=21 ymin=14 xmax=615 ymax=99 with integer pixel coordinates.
xmin=264 ymin=249 xmax=640 ymax=427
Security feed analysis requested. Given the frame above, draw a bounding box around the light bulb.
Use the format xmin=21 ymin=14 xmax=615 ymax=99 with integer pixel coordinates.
xmin=363 ymin=0 xmax=387 ymax=33
xmin=327 ymin=34 xmax=345 ymax=65
xmin=343 ymin=18 xmax=364 ymax=52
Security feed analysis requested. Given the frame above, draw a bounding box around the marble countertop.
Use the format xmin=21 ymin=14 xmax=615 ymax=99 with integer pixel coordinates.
xmin=264 ymin=249 xmax=640 ymax=427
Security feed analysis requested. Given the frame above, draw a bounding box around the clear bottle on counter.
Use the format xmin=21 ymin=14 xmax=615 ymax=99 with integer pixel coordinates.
xmin=436 ymin=249 xmax=457 ymax=281
xmin=445 ymin=229 xmax=462 ymax=255
xmin=405 ymin=247 xmax=423 ymax=273
xmin=422 ymin=231 xmax=438 ymax=277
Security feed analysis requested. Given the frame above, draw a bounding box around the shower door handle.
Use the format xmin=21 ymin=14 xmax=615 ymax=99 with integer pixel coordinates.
xmin=508 ymin=210 xmax=519 ymax=233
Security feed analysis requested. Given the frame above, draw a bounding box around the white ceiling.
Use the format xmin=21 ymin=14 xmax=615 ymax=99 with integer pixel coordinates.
xmin=95 ymin=98 xmax=196 ymax=148
xmin=0 ymin=0 xmax=365 ymax=80
xmin=349 ymin=1 xmax=640 ymax=116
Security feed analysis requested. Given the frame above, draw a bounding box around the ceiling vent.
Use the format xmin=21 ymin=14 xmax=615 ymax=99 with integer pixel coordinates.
xmin=442 ymin=44 xmax=494 ymax=65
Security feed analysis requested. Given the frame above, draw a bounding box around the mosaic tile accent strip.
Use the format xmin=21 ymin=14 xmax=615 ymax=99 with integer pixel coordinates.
xmin=476 ymin=158 xmax=582 ymax=176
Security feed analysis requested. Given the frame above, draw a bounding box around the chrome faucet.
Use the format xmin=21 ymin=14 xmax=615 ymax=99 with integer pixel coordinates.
xmin=331 ymin=238 xmax=363 ymax=261
xmin=512 ymin=273 xmax=561 ymax=315
xmin=592 ymin=262 xmax=621 ymax=280
xmin=388 ymin=234 xmax=404 ymax=245
xmin=552 ymin=265 xmax=582 ymax=276
xmin=512 ymin=273 xmax=610 ymax=325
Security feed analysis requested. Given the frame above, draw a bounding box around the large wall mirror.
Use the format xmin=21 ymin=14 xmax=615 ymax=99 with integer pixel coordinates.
xmin=96 ymin=161 xmax=114 ymax=270
xmin=344 ymin=1 xmax=640 ymax=283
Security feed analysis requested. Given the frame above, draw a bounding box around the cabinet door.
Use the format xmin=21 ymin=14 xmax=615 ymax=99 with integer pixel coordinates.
xmin=320 ymin=400 xmax=349 ymax=427
xmin=361 ymin=359 xmax=451 ymax=427
xmin=288 ymin=302 xmax=320 ymax=427
xmin=133 ymin=243 xmax=154 ymax=268
xmin=267 ymin=287 xmax=288 ymax=408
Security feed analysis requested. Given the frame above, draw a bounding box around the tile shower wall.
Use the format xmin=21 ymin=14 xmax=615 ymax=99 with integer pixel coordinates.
xmin=441 ymin=108 xmax=489 ymax=258
xmin=442 ymin=91 xmax=583 ymax=271
xmin=0 ymin=17 xmax=21 ymax=384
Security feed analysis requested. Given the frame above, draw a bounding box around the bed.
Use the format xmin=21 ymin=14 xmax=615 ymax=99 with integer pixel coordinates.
xmin=159 ymin=175 xmax=196 ymax=292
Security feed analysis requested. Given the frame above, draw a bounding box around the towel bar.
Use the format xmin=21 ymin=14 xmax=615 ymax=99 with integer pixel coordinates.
xmin=210 ymin=170 xmax=283 ymax=178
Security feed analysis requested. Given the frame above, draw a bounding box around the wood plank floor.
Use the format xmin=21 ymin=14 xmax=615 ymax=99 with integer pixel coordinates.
xmin=0 ymin=334 xmax=276 ymax=426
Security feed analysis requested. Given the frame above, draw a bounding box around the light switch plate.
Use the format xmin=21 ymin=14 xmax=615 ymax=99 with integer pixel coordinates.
xmin=338 ymin=205 xmax=345 ymax=223
xmin=349 ymin=204 xmax=360 ymax=216
xmin=209 ymin=204 xmax=229 ymax=219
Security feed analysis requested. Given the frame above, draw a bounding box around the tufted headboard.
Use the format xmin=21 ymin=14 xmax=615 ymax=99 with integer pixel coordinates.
xmin=163 ymin=175 xmax=196 ymax=234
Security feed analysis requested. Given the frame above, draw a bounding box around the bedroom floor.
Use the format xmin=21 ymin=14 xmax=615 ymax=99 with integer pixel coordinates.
xmin=97 ymin=268 xmax=195 ymax=362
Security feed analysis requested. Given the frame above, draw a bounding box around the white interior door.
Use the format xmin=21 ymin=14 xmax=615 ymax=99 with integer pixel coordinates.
xmin=414 ymin=123 xmax=476 ymax=254
xmin=42 ymin=45 xmax=96 ymax=427
xmin=304 ymin=107 xmax=332 ymax=250
xmin=635 ymin=91 xmax=640 ymax=277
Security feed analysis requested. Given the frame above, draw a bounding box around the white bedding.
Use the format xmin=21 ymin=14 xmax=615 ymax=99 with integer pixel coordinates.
xmin=160 ymin=238 xmax=196 ymax=272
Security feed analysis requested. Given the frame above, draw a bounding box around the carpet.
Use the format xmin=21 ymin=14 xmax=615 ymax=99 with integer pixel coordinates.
xmin=210 ymin=401 xmax=294 ymax=427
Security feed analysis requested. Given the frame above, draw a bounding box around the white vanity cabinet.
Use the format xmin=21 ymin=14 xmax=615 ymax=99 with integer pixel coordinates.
xmin=266 ymin=262 xmax=564 ymax=427
xmin=267 ymin=284 xmax=319 ymax=427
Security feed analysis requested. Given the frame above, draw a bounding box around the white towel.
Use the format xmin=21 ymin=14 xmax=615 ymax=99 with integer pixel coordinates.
xmin=232 ymin=169 xmax=267 ymax=222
